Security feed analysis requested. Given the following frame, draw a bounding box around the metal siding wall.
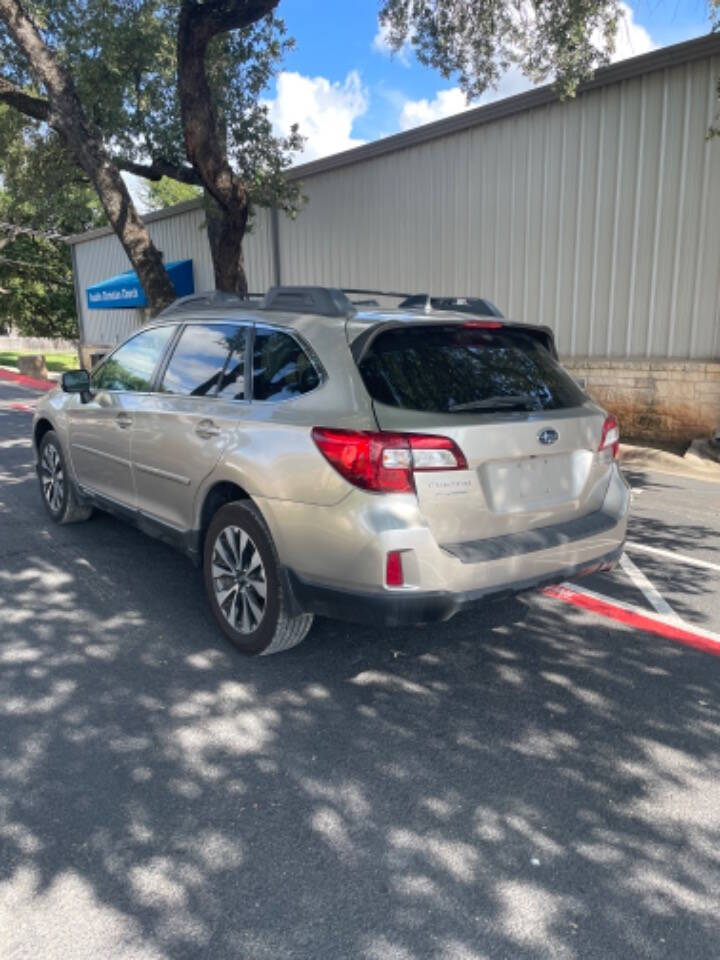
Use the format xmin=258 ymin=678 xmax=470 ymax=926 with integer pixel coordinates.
xmin=73 ymin=205 xmax=273 ymax=345
xmin=277 ymin=53 xmax=720 ymax=359
xmin=71 ymin=53 xmax=720 ymax=359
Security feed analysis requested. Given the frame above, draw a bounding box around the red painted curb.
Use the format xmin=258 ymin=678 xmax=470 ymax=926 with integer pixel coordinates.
xmin=544 ymin=584 xmax=720 ymax=658
xmin=0 ymin=368 xmax=56 ymax=391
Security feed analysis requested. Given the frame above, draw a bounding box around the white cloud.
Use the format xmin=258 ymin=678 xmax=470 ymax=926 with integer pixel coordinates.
xmin=263 ymin=70 xmax=368 ymax=163
xmin=398 ymin=68 xmax=533 ymax=131
xmin=399 ymin=88 xmax=469 ymax=130
xmin=372 ymin=20 xmax=411 ymax=66
xmin=609 ymin=3 xmax=656 ymax=61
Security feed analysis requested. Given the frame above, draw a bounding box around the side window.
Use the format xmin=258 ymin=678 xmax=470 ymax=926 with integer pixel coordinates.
xmin=160 ymin=323 xmax=242 ymax=397
xmin=252 ymin=329 xmax=320 ymax=402
xmin=216 ymin=327 xmax=247 ymax=400
xmin=92 ymin=325 xmax=175 ymax=392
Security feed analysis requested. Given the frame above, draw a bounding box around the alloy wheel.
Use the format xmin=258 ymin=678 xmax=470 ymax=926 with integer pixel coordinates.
xmin=211 ymin=525 xmax=268 ymax=634
xmin=41 ymin=443 xmax=64 ymax=514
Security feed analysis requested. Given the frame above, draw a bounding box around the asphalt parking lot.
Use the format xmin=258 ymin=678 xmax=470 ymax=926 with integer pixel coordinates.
xmin=2 ymin=379 xmax=720 ymax=960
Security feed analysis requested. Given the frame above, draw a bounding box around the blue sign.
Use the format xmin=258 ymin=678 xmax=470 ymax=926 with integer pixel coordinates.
xmin=86 ymin=259 xmax=194 ymax=309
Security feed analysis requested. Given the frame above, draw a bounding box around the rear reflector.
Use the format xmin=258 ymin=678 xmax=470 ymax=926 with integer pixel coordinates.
xmin=386 ymin=551 xmax=404 ymax=587
xmin=311 ymin=428 xmax=467 ymax=493
xmin=598 ymin=415 xmax=620 ymax=459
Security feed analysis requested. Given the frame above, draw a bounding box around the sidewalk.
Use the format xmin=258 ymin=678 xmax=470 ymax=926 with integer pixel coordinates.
xmin=619 ymin=442 xmax=720 ymax=483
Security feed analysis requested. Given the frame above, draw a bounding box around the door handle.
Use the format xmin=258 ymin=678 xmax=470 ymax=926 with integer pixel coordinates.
xmin=196 ymin=419 xmax=221 ymax=439
xmin=116 ymin=413 xmax=132 ymax=429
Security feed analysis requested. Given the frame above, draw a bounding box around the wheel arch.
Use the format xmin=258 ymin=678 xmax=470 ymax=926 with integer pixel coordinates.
xmin=34 ymin=417 xmax=55 ymax=453
xmin=197 ymin=480 xmax=252 ymax=561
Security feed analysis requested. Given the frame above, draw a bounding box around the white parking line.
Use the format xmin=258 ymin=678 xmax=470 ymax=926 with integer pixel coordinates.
xmin=626 ymin=541 xmax=720 ymax=574
xmin=619 ymin=552 xmax=681 ymax=620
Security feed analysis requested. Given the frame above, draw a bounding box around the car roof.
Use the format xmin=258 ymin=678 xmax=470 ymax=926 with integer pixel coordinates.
xmin=148 ymin=287 xmax=557 ymax=357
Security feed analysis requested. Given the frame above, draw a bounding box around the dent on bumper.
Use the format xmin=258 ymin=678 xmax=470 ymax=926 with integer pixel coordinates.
xmin=274 ymin=464 xmax=629 ymax=625
xmin=286 ymin=543 xmax=624 ymax=626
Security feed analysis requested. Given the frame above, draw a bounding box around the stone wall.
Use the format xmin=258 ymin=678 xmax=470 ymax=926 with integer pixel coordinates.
xmin=563 ymin=359 xmax=720 ymax=443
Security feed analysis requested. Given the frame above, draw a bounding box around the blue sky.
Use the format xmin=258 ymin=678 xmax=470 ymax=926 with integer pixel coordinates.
xmin=260 ymin=0 xmax=715 ymax=162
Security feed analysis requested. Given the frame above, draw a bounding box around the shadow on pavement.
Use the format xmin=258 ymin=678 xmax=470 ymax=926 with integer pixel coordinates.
xmin=2 ymin=409 xmax=720 ymax=960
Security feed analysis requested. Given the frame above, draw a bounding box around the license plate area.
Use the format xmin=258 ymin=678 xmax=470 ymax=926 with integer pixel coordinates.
xmin=481 ymin=453 xmax=579 ymax=513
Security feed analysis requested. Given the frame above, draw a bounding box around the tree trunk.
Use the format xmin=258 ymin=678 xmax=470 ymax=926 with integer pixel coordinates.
xmin=0 ymin=0 xmax=177 ymax=316
xmin=177 ymin=2 xmax=277 ymax=298
xmin=203 ymin=189 xmax=250 ymax=297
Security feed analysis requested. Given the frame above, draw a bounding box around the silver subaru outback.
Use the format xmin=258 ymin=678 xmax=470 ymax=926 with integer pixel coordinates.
xmin=32 ymin=286 xmax=629 ymax=655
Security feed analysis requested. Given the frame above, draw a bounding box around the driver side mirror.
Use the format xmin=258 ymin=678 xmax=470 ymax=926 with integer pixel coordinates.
xmin=61 ymin=369 xmax=91 ymax=402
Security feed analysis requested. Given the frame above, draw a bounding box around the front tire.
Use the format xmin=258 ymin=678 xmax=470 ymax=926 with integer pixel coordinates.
xmin=38 ymin=431 xmax=93 ymax=524
xmin=203 ymin=501 xmax=313 ymax=656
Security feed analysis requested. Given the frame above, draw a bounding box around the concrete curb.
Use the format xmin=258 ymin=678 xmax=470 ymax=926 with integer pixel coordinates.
xmin=0 ymin=366 xmax=56 ymax=392
xmin=619 ymin=442 xmax=720 ymax=483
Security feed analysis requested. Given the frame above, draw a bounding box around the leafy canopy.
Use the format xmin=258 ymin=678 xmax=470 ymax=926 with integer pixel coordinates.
xmin=0 ymin=1 xmax=303 ymax=216
xmin=0 ymin=102 xmax=103 ymax=338
xmin=141 ymin=177 xmax=201 ymax=212
xmin=380 ymin=0 xmax=623 ymax=98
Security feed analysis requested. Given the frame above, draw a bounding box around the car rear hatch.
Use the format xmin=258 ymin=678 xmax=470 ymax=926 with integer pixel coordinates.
xmin=351 ymin=318 xmax=616 ymax=548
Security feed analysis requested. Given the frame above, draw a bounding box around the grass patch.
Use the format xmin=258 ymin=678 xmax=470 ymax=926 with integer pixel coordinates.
xmin=0 ymin=351 xmax=78 ymax=372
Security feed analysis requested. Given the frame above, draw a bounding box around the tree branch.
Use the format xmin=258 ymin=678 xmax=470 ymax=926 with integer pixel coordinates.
xmin=0 ymin=75 xmax=49 ymax=121
xmin=184 ymin=0 xmax=279 ymax=40
xmin=0 ymin=219 xmax=67 ymax=241
xmin=113 ymin=156 xmax=203 ymax=186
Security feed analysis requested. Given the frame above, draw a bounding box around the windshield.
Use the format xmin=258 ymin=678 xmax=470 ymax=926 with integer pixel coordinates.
xmin=358 ymin=325 xmax=585 ymax=414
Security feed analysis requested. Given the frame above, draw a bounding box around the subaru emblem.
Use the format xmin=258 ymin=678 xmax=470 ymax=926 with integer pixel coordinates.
xmin=538 ymin=428 xmax=559 ymax=446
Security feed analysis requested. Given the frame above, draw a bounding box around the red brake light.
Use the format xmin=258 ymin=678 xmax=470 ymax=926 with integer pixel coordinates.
xmin=463 ymin=320 xmax=502 ymax=329
xmin=311 ymin=428 xmax=467 ymax=493
xmin=598 ymin=415 xmax=620 ymax=459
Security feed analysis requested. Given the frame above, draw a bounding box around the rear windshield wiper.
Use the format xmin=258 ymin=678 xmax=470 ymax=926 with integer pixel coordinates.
xmin=447 ymin=394 xmax=539 ymax=413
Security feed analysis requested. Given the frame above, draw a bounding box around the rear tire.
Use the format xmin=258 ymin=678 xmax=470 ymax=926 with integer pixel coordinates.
xmin=38 ymin=431 xmax=93 ymax=524
xmin=203 ymin=501 xmax=313 ymax=656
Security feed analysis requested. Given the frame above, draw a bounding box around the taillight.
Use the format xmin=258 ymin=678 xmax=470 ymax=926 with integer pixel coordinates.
xmin=598 ymin=415 xmax=620 ymax=459
xmin=463 ymin=320 xmax=503 ymax=329
xmin=311 ymin=428 xmax=467 ymax=493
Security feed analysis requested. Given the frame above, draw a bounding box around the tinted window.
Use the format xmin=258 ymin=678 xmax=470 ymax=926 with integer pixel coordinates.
xmin=92 ymin=326 xmax=174 ymax=392
xmin=161 ymin=323 xmax=242 ymax=397
xmin=253 ymin=329 xmax=320 ymax=402
xmin=359 ymin=325 xmax=584 ymax=414
xmin=216 ymin=327 xmax=247 ymax=400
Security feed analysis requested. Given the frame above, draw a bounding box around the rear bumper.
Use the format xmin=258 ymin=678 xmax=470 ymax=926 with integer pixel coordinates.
xmin=287 ymin=543 xmax=623 ymax=626
xmin=262 ymin=462 xmax=630 ymax=627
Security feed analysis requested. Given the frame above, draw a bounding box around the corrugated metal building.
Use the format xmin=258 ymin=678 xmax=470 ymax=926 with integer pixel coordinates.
xmin=68 ymin=34 xmax=720 ymax=440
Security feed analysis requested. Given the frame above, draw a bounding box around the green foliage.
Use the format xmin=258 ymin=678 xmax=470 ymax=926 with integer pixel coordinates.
xmin=0 ymin=100 xmax=104 ymax=338
xmin=0 ymin=2 xmax=304 ymax=216
xmin=141 ymin=177 xmax=201 ymax=211
xmin=0 ymin=105 xmax=105 ymax=235
xmin=142 ymin=177 xmax=201 ymax=211
xmin=0 ymin=232 xmax=78 ymax=338
xmin=379 ymin=0 xmax=620 ymax=99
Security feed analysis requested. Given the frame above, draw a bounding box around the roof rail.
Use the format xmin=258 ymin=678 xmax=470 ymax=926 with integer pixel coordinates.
xmin=157 ymin=290 xmax=263 ymax=316
xmin=341 ymin=289 xmax=504 ymax=318
xmin=263 ymin=286 xmax=355 ymax=317
xmin=397 ymin=293 xmax=504 ymax=317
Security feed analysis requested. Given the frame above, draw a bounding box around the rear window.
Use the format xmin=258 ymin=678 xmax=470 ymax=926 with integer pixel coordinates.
xmin=253 ymin=329 xmax=320 ymax=402
xmin=358 ymin=325 xmax=585 ymax=414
